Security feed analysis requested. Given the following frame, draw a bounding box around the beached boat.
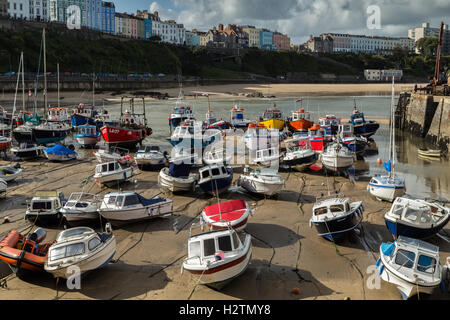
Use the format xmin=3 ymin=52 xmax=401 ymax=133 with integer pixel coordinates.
xmin=12 ymin=121 xmax=39 ymax=143
xmin=237 ymin=167 xmax=284 ymax=196
xmin=32 ymin=121 xmax=72 ymax=145
xmin=244 ymin=123 xmax=281 ymax=150
xmin=71 ymin=104 xmax=97 ymax=128
xmin=168 ymin=120 xmax=221 ymax=149
xmin=319 ymin=115 xmax=341 ymax=136
xmin=48 ymin=107 xmax=70 ymax=123
xmin=135 ymin=145 xmax=167 ymax=168
xmin=45 ymin=226 xmax=116 ymax=279
xmin=259 ymin=108 xmax=285 ymax=130
xmin=44 ymin=144 xmax=77 ymax=162
xmin=198 ymin=164 xmax=233 ymax=195
xmin=201 ymin=200 xmax=252 ymax=231
xmin=182 ymin=223 xmax=252 ymax=290
xmin=76 ymin=125 xmax=101 ymax=148
xmin=338 ymin=123 xmax=369 ymax=155
xmin=320 ymin=139 xmax=356 ymax=171
xmin=0 ymin=178 xmax=6 ymax=195
xmin=0 ymin=163 xmax=23 ymax=182
xmin=0 ymin=228 xmax=53 ymax=275
xmin=250 ymin=147 xmax=281 ymax=166
xmin=0 ymin=136 xmax=12 ymax=152
xmin=93 ymin=109 xmax=119 ymax=129
xmin=282 ymin=137 xmax=317 ymax=169
xmin=158 ymin=162 xmax=199 ymax=193
xmin=287 ymin=100 xmax=313 ymax=133
xmin=11 ymin=142 xmax=45 ymax=159
xmin=169 ymin=105 xmax=195 ymax=131
xmin=99 ymin=192 xmax=173 ymax=226
xmin=94 ymin=147 xmax=132 ymax=165
xmin=368 ymin=77 xmax=405 ymax=202
xmin=302 ymin=124 xmax=329 ymax=152
xmin=418 ymin=148 xmax=442 ymax=158
xmin=230 ymin=106 xmax=251 ymax=129
xmin=349 ymin=107 xmax=380 ymax=138
xmin=25 ymin=190 xmax=65 ymax=223
xmin=310 ymin=197 xmax=364 ymax=241
xmin=60 ymin=193 xmax=100 ymax=226
xmin=203 ymin=148 xmax=232 ymax=166
xmin=376 ymin=236 xmax=447 ymax=299
xmin=93 ymin=161 xmax=135 ymax=186
xmin=384 ymin=197 xmax=450 ymax=239
xmin=100 ymin=97 xmax=152 ymax=149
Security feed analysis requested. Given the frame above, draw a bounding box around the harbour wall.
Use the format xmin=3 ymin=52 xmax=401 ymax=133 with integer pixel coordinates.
xmin=396 ymin=92 xmax=450 ymax=152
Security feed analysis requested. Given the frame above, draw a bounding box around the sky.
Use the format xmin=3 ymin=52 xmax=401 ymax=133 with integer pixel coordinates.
xmin=115 ymin=0 xmax=450 ymax=44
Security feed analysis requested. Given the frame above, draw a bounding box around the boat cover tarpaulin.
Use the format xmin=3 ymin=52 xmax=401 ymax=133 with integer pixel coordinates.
xmin=381 ymin=242 xmax=395 ymax=256
xmin=203 ymin=200 xmax=247 ymax=222
xmin=45 ymin=145 xmax=77 ymax=155
xmin=137 ymin=194 xmax=167 ymax=207
xmin=169 ymin=163 xmax=191 ymax=177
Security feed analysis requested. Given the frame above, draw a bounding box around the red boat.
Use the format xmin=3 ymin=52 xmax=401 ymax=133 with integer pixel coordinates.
xmin=201 ymin=199 xmax=251 ymax=231
xmin=101 ymin=97 xmax=152 ymax=149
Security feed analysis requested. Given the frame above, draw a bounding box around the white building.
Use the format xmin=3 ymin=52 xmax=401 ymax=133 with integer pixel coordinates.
xmin=8 ymin=0 xmax=29 ymax=19
xmin=147 ymin=11 xmax=185 ymax=45
xmin=364 ymin=69 xmax=381 ymax=81
xmin=364 ymin=69 xmax=403 ymax=81
xmin=242 ymin=25 xmax=261 ymax=48
xmin=29 ymin=0 xmax=50 ymax=21
xmin=408 ymin=22 xmax=450 ymax=55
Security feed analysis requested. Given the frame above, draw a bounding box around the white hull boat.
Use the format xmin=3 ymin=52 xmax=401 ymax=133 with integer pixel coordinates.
xmin=94 ymin=161 xmax=135 ymax=185
xmin=44 ymin=152 xmax=77 ymax=162
xmin=60 ymin=193 xmax=100 ymax=225
xmin=320 ymin=141 xmax=355 ymax=171
xmin=0 ymin=164 xmax=23 ymax=182
xmin=99 ymin=192 xmax=173 ymax=226
xmin=45 ymin=226 xmax=116 ymax=279
xmin=237 ymin=167 xmax=284 ymax=196
xmin=94 ymin=148 xmax=132 ymax=165
xmin=158 ymin=167 xmax=198 ymax=193
xmin=201 ymin=200 xmax=252 ymax=231
xmin=368 ymin=175 xmax=405 ymax=202
xmin=135 ymin=145 xmax=167 ymax=167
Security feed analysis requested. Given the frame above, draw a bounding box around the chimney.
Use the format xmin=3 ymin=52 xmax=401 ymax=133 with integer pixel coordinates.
xmin=309 ymin=35 xmax=313 ymax=41
xmin=154 ymin=11 xmax=159 ymax=17
xmin=219 ymin=24 xmax=224 ymax=32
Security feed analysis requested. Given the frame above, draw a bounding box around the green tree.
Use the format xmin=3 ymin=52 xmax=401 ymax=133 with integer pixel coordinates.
xmin=415 ymin=37 xmax=438 ymax=55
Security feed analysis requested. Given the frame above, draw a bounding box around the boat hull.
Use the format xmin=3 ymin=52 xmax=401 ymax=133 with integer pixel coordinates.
xmin=158 ymin=168 xmax=197 ymax=193
xmin=312 ymin=209 xmax=363 ymax=240
xmin=32 ymin=128 xmax=72 ymax=144
xmin=368 ymin=183 xmax=405 ymax=202
xmin=287 ymin=120 xmax=313 ymax=133
xmin=353 ymin=122 xmax=380 ymax=138
xmin=259 ymin=119 xmax=285 ymax=131
xmin=94 ymin=168 xmax=134 ymax=185
xmin=101 ymin=126 xmax=147 ymax=149
xmin=71 ymin=115 xmax=96 ymax=128
xmin=62 ymin=211 xmax=99 ymax=224
xmin=385 ymin=215 xmax=450 ymax=239
xmin=76 ymin=136 xmax=101 ymax=147
xmin=99 ymin=202 xmax=173 ymax=227
xmin=237 ymin=177 xmax=283 ymax=196
xmin=44 ymin=153 xmax=77 ymax=162
xmin=321 ymin=154 xmax=354 ymax=171
xmin=199 ymin=175 xmax=233 ymax=195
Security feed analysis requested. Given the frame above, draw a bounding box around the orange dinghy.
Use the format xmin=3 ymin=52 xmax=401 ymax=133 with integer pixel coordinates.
xmin=0 ymin=229 xmax=53 ymax=274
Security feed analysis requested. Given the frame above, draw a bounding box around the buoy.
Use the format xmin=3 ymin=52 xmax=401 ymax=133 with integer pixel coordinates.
xmin=344 ymin=296 xmax=351 ymax=300
xmin=292 ymin=287 xmax=300 ymax=295
xmin=3 ymin=217 xmax=10 ymax=224
xmin=377 ymin=158 xmax=382 ymax=165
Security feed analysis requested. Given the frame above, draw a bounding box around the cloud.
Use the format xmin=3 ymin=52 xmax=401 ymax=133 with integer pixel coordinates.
xmin=147 ymin=0 xmax=450 ymax=44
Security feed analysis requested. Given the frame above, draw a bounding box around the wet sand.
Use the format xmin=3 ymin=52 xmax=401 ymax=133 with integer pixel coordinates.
xmin=0 ymin=148 xmax=448 ymax=300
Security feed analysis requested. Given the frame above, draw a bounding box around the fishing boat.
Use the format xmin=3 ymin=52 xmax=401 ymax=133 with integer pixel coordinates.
xmin=319 ymin=115 xmax=341 ymax=136
xmin=418 ymin=148 xmax=442 ymax=158
xmin=12 ymin=120 xmax=39 ymax=143
xmin=93 ymin=108 xmax=118 ymax=129
xmin=45 ymin=225 xmax=116 ymax=279
xmin=94 ymin=147 xmax=132 ymax=165
xmin=44 ymin=144 xmax=77 ymax=162
xmin=250 ymin=147 xmax=281 ymax=166
xmin=244 ymin=123 xmax=281 ymax=150
xmin=76 ymin=125 xmax=101 ymax=148
xmin=304 ymin=124 xmax=328 ymax=152
xmin=0 ymin=228 xmax=53 ymax=275
xmin=198 ymin=164 xmax=233 ymax=195
xmin=135 ymin=145 xmax=167 ymax=168
xmin=201 ymin=200 xmax=252 ymax=231
xmin=99 ymin=192 xmax=173 ymax=227
xmin=60 ymin=193 xmax=100 ymax=226
xmin=169 ymin=105 xmax=194 ymax=132
xmin=168 ymin=120 xmax=221 ymax=149
xmin=182 ymin=222 xmax=252 ymax=290
xmin=0 ymin=163 xmax=23 ymax=182
xmin=384 ymin=197 xmax=450 ymax=239
xmin=70 ymin=104 xmax=97 ymax=128
xmin=11 ymin=142 xmax=45 ymax=159
xmin=230 ymin=106 xmax=251 ymax=129
xmin=349 ymin=107 xmax=380 ymax=138
xmin=236 ymin=167 xmax=285 ymax=196
xmin=338 ymin=124 xmax=369 ymax=155
xmin=25 ymin=190 xmax=65 ymax=223
xmin=48 ymin=107 xmax=70 ymax=123
xmin=368 ymin=77 xmax=405 ymax=202
xmin=93 ymin=161 xmax=136 ymax=186
xmin=32 ymin=121 xmax=72 ymax=145
xmin=203 ymin=148 xmax=233 ymax=166
xmin=309 ymin=197 xmax=364 ymax=241
xmin=0 ymin=136 xmax=12 ymax=153
xmin=158 ymin=162 xmax=199 ymax=193
xmin=320 ymin=139 xmax=356 ymax=172
xmin=259 ymin=108 xmax=285 ymax=130
xmin=376 ymin=236 xmax=447 ymax=300
xmin=100 ymin=97 xmax=152 ymax=149
xmin=287 ymin=100 xmax=313 ymax=133
xmin=282 ymin=137 xmax=318 ymax=169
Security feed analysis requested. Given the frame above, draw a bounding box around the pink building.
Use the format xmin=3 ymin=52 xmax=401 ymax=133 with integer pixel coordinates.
xmin=273 ymin=32 xmax=291 ymax=50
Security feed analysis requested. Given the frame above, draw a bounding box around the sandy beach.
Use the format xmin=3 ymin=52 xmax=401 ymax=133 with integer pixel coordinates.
xmin=0 ymin=146 xmax=448 ymax=301
xmin=0 ymin=83 xmax=423 ymax=108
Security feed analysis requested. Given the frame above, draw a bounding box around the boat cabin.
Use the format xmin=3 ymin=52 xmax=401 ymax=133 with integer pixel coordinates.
xmin=262 ymin=109 xmax=283 ymax=120
xmin=350 ymin=110 xmax=366 ymax=125
xmin=48 ymin=107 xmax=69 ymax=121
xmin=138 ymin=145 xmax=161 ymax=154
xmin=64 ymin=193 xmax=98 ymax=209
xmin=231 ymin=106 xmax=244 ymax=120
xmin=172 ymin=120 xmax=200 ymax=138
xmin=100 ymin=192 xmax=167 ymax=211
xmin=95 ymin=161 xmax=123 ymax=175
xmin=338 ymin=124 xmax=355 ymax=139
xmin=172 ymin=106 xmax=193 ymax=117
xmin=73 ymin=104 xmax=95 ymax=117
xmin=291 ymin=109 xmax=311 ymax=121
xmin=199 ymin=165 xmax=231 ymax=182
xmin=28 ymin=191 xmax=65 ymax=213
xmin=319 ymin=115 xmax=341 ymax=127
xmin=313 ymin=198 xmax=351 ymax=219
xmin=78 ymin=125 xmax=97 ymax=137
xmin=205 ymin=110 xmax=217 ymax=124
xmin=120 ymin=111 xmax=145 ymax=128
xmin=388 ymin=198 xmax=447 ymax=225
xmin=253 ymin=147 xmax=280 ymax=162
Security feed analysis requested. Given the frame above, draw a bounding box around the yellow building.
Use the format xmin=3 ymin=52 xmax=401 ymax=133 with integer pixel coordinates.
xmin=242 ymin=26 xmax=261 ymax=48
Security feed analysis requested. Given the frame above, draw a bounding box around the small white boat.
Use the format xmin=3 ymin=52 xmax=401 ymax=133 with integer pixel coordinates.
xmin=182 ymin=223 xmax=252 ymax=290
xmin=250 ymin=147 xmax=281 ymax=166
xmin=94 ymin=147 xmax=132 ymax=165
xmin=158 ymin=163 xmax=199 ymax=193
xmin=203 ymin=148 xmax=232 ymax=166
xmin=237 ymin=167 xmax=284 ymax=196
xmin=25 ymin=190 xmax=65 ymax=223
xmin=45 ymin=225 xmax=116 ymax=279
xmin=93 ymin=161 xmax=135 ymax=185
xmin=376 ymin=236 xmax=448 ymax=300
xmin=384 ymin=197 xmax=450 ymax=239
xmin=282 ymin=137 xmax=317 ymax=170
xmin=44 ymin=145 xmax=78 ymax=162
xmin=320 ymin=140 xmax=356 ymax=171
xmin=60 ymin=193 xmax=100 ymax=226
xmin=309 ymin=197 xmax=364 ymax=241
xmin=368 ymin=175 xmax=405 ymax=202
xmin=11 ymin=142 xmax=45 ymax=159
xmin=135 ymin=145 xmax=167 ymax=167
xmin=0 ymin=164 xmax=23 ymax=182
xmin=99 ymin=192 xmax=173 ymax=227
xmin=201 ymin=199 xmax=252 ymax=231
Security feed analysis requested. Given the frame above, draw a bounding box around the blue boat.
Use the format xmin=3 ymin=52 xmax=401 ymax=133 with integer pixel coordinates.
xmin=169 ymin=105 xmax=194 ymax=132
xmin=349 ymin=109 xmax=380 ymax=138
xmin=44 ymin=144 xmax=77 ymax=161
xmin=384 ymin=197 xmax=450 ymax=239
xmin=198 ymin=165 xmax=233 ymax=195
xmin=76 ymin=125 xmax=101 ymax=148
xmin=338 ymin=124 xmax=369 ymax=155
xmin=71 ymin=104 xmax=97 ymax=128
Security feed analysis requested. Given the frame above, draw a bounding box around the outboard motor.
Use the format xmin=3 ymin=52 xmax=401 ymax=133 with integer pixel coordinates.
xmin=13 ymin=163 xmax=21 ymax=169
xmin=27 ymin=228 xmax=47 ymax=244
xmin=104 ymin=223 xmax=113 ymax=235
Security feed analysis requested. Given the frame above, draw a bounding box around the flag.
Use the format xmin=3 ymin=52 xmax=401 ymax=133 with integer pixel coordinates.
xmin=383 ymin=160 xmax=392 ymax=173
xmin=28 ymin=90 xmax=32 ymax=97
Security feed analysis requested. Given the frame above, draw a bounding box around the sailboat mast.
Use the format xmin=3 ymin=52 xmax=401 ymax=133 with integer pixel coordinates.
xmin=21 ymin=52 xmax=25 ymax=111
xmin=389 ymin=76 xmax=395 ymax=179
xmin=57 ymin=62 xmax=60 ymax=108
xmin=92 ymin=72 xmax=95 ymax=108
xmin=43 ymin=28 xmax=47 ymax=116
xmin=11 ymin=52 xmax=23 ymax=131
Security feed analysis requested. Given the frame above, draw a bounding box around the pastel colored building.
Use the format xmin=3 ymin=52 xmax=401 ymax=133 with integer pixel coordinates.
xmin=86 ymin=0 xmax=102 ymax=30
xmin=186 ymin=30 xmax=201 ymax=46
xmin=30 ymin=0 xmax=50 ymax=21
xmin=224 ymin=24 xmax=248 ymax=48
xmin=8 ymin=0 xmax=29 ymax=19
xmin=242 ymin=25 xmax=261 ymax=48
xmin=101 ymin=1 xmax=115 ymax=34
xmin=273 ymin=31 xmax=290 ymax=50
xmin=260 ymin=29 xmax=276 ymax=50
xmin=49 ymin=0 xmax=87 ymax=27
xmin=0 ymin=0 xmax=7 ymax=16
xmin=136 ymin=16 xmax=145 ymax=40
xmin=115 ymin=12 xmax=126 ymax=36
xmin=136 ymin=10 xmax=152 ymax=40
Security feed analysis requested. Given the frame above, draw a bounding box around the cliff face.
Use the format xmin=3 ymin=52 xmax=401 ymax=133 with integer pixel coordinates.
xmin=397 ymin=92 xmax=450 ymax=152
